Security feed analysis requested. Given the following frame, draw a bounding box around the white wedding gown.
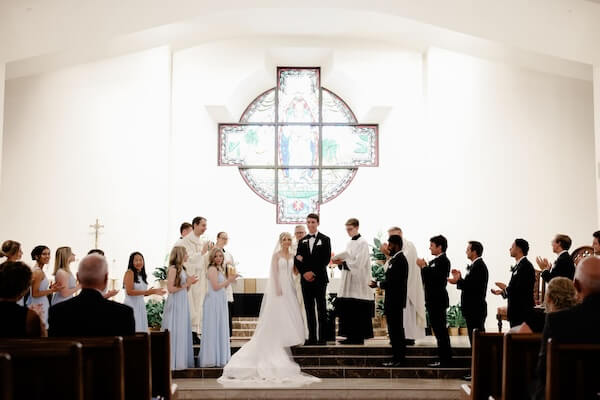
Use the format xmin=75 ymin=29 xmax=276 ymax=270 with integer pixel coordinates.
xmin=218 ymin=254 xmax=320 ymax=385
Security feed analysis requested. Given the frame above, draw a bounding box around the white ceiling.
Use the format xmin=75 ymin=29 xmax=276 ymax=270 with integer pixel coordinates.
xmin=1 ymin=0 xmax=599 ymax=80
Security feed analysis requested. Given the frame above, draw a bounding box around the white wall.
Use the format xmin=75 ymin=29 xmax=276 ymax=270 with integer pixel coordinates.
xmin=0 ymin=63 xmax=5 ymax=186
xmin=0 ymin=47 xmax=172 ymax=289
xmin=594 ymin=66 xmax=600 ymax=227
xmin=1 ymin=38 xmax=596 ymax=330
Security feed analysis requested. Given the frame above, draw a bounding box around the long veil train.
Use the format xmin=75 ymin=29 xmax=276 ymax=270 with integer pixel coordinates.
xmin=217 ymin=239 xmax=320 ymax=385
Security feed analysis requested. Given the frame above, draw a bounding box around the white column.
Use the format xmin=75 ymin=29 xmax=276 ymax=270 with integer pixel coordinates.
xmin=0 ymin=62 xmax=5 ymax=188
xmin=594 ymin=66 xmax=600 ymax=227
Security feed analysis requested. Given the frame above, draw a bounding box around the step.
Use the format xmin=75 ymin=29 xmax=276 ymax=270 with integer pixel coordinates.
xmin=174 ymin=365 xmax=470 ymax=379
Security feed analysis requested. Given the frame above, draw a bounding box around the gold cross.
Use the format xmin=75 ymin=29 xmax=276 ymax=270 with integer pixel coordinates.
xmin=89 ymin=218 xmax=104 ymax=248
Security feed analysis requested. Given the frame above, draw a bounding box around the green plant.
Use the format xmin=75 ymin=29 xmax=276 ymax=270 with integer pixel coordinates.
xmin=146 ymin=299 xmax=165 ymax=328
xmin=370 ymin=237 xmax=387 ymax=262
xmin=371 ymin=263 xmax=386 ymax=282
xmin=456 ymin=305 xmax=467 ymax=328
xmin=446 ymin=304 xmax=466 ymax=328
xmin=152 ymin=266 xmax=168 ymax=282
xmin=376 ymin=297 xmax=385 ymax=317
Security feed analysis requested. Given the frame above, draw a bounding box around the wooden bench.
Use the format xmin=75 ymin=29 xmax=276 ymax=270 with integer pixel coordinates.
xmin=150 ymin=330 xmax=178 ymax=400
xmin=0 ymin=340 xmax=84 ymax=400
xmin=500 ymin=333 xmax=541 ymax=400
xmin=123 ymin=333 xmax=152 ymax=400
xmin=0 ymin=353 xmax=12 ymax=400
xmin=460 ymin=330 xmax=504 ymax=400
xmin=546 ymin=340 xmax=600 ymax=400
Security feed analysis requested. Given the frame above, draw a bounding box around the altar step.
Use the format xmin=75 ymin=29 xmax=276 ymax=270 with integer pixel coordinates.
xmin=232 ymin=317 xmax=388 ymax=338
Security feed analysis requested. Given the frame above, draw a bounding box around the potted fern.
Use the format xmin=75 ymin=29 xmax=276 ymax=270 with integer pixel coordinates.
xmin=446 ymin=305 xmax=460 ymax=336
xmin=153 ymin=266 xmax=168 ymax=290
xmin=146 ymin=298 xmax=165 ymax=331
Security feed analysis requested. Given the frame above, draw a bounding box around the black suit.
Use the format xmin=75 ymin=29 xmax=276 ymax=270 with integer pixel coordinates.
xmin=49 ymin=288 xmax=135 ymax=337
xmin=421 ymin=253 xmax=452 ymax=363
xmin=380 ymin=251 xmax=408 ymax=361
xmin=457 ymin=258 xmax=489 ymax=344
xmin=531 ymin=293 xmax=600 ymax=400
xmin=503 ymin=257 xmax=536 ymax=327
xmin=295 ymin=232 xmax=332 ymax=343
xmin=540 ymin=251 xmax=575 ymax=283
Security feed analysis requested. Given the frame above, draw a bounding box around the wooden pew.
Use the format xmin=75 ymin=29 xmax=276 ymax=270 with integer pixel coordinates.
xmin=0 ymin=353 xmax=13 ymax=400
xmin=123 ymin=333 xmax=152 ymax=400
xmin=546 ymin=340 xmax=600 ymax=400
xmin=460 ymin=330 xmax=504 ymax=400
xmin=0 ymin=340 xmax=84 ymax=400
xmin=500 ymin=333 xmax=541 ymax=400
xmin=150 ymin=330 xmax=178 ymax=400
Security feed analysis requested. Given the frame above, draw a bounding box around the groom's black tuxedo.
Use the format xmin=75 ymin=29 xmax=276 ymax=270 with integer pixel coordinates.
xmin=380 ymin=251 xmax=409 ymax=361
xmin=295 ymin=232 xmax=331 ymax=344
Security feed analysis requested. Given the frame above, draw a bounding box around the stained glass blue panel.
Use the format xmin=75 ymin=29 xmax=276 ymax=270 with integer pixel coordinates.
xmin=321 ymin=126 xmax=378 ymax=167
xmin=219 ymin=125 xmax=275 ymax=166
xmin=277 ymin=169 xmax=319 ymax=223
xmin=278 ymin=125 xmax=319 ymax=166
xmin=278 ymin=68 xmax=319 ymax=123
xmin=240 ymin=169 xmax=275 ymax=203
xmin=322 ymin=89 xmax=357 ymax=123
xmin=240 ymin=89 xmax=275 ymax=123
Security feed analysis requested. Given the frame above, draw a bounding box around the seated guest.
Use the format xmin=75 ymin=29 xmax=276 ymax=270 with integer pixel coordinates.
xmin=87 ymin=249 xmax=119 ymax=299
xmin=593 ymin=231 xmax=600 ymax=256
xmin=510 ymin=277 xmax=577 ymax=333
xmin=531 ymin=256 xmax=600 ymax=400
xmin=536 ymin=234 xmax=575 ymax=282
xmin=0 ymin=261 xmax=45 ymax=337
xmin=491 ymin=239 xmax=535 ymax=327
xmin=48 ymin=254 xmax=135 ymax=337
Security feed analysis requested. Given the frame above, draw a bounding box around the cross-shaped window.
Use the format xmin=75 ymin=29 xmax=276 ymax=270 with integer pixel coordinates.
xmin=218 ymin=67 xmax=378 ymax=224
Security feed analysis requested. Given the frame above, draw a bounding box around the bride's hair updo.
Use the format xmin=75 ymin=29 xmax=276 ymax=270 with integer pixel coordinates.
xmin=208 ymin=247 xmax=225 ymax=273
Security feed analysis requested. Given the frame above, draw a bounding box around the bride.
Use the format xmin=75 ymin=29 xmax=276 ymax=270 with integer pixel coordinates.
xmin=217 ymin=232 xmax=320 ymax=384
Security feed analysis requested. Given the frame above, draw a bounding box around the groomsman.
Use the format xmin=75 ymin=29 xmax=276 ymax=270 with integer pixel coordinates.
xmin=491 ymin=239 xmax=535 ymax=327
xmin=448 ymin=241 xmax=489 ymax=344
xmin=370 ymin=235 xmax=408 ymax=366
xmin=536 ymin=234 xmax=575 ymax=282
xmin=295 ymin=213 xmax=332 ymax=345
xmin=417 ymin=235 xmax=452 ymax=367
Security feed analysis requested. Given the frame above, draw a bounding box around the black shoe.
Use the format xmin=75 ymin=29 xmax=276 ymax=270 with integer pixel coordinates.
xmin=315 ymin=340 xmax=327 ymax=346
xmin=404 ymin=339 xmax=415 ymax=346
xmin=462 ymin=374 xmax=472 ymax=381
xmin=304 ymin=340 xmax=317 ymax=346
xmin=338 ymin=339 xmax=364 ymax=345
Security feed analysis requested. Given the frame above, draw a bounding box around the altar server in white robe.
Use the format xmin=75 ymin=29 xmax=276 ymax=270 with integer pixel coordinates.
xmin=174 ymin=216 xmax=213 ymax=340
xmin=331 ymin=218 xmax=374 ymax=344
xmin=382 ymin=227 xmax=426 ymax=342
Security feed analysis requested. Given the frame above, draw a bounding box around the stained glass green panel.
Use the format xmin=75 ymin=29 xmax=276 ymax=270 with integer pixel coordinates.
xmin=321 ymin=126 xmax=378 ymax=167
xmin=219 ymin=125 xmax=275 ymax=166
xmin=277 ymin=169 xmax=319 ymax=223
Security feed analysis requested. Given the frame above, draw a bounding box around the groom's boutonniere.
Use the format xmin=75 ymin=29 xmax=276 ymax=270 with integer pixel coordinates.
xmin=302 ymin=239 xmax=309 ymax=243
xmin=316 ymin=239 xmax=322 ymax=246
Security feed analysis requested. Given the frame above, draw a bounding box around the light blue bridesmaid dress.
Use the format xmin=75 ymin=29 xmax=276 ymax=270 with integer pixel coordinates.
xmin=161 ymin=267 xmax=194 ymax=370
xmin=198 ymin=268 xmax=230 ymax=367
xmin=52 ymin=273 xmax=76 ymax=305
xmin=30 ymin=268 xmax=50 ymax=329
xmin=124 ymin=279 xmax=149 ymax=333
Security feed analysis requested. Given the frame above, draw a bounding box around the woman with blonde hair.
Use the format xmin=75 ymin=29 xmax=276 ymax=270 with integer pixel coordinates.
xmin=199 ymin=247 xmax=239 ymax=367
xmin=162 ymin=246 xmax=199 ymax=370
xmin=52 ymin=247 xmax=80 ymax=305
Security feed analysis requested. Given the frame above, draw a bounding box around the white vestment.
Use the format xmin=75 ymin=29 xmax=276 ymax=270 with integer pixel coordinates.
xmin=174 ymin=233 xmax=207 ymax=334
xmin=384 ymin=239 xmax=426 ymax=340
xmin=337 ymin=237 xmax=373 ymax=301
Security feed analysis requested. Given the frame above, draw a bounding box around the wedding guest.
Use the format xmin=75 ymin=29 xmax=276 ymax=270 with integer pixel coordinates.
xmin=162 ymin=246 xmax=199 ymax=370
xmin=180 ymin=222 xmax=193 ymax=239
xmin=536 ymin=234 xmax=575 ymax=282
xmin=593 ymin=231 xmax=600 ymax=255
xmin=0 ymin=261 xmax=45 ymax=337
xmin=199 ymin=248 xmax=238 ymax=367
xmin=531 ymin=256 xmax=600 ymax=400
xmin=370 ymin=235 xmax=408 ymax=366
xmin=332 ymin=218 xmax=373 ymax=345
xmin=123 ymin=251 xmax=166 ymax=332
xmin=447 ymin=241 xmax=488 ymax=344
xmin=491 ymin=239 xmax=535 ymax=327
xmin=52 ymin=247 xmax=80 ymax=305
xmin=215 ymin=232 xmax=235 ymax=336
xmin=48 ymin=254 xmax=135 ymax=337
xmin=30 ymin=245 xmax=62 ymax=330
xmin=88 ymin=249 xmax=105 ymax=256
xmin=86 ymin=249 xmax=119 ymax=299
xmin=417 ymin=235 xmax=452 ymax=367
xmin=295 ymin=213 xmax=331 ymax=345
xmin=1 ymin=240 xmax=28 ymax=306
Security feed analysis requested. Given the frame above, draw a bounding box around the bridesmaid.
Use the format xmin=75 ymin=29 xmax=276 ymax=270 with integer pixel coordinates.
xmin=198 ymin=248 xmax=238 ymax=367
xmin=52 ymin=247 xmax=80 ymax=305
xmin=1 ymin=241 xmax=28 ymax=306
xmin=29 ymin=245 xmax=62 ymax=329
xmin=123 ymin=251 xmax=166 ymax=332
xmin=161 ymin=246 xmax=199 ymax=370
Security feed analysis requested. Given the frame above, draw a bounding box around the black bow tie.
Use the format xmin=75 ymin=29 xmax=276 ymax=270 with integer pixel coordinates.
xmin=308 ymin=234 xmax=316 ymax=239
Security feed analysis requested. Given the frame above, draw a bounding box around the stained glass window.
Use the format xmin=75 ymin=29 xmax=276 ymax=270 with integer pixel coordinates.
xmin=218 ymin=67 xmax=379 ymax=223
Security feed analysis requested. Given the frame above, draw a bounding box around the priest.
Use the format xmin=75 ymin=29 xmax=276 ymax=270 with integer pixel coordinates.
xmin=173 ymin=216 xmax=213 ymax=342
xmin=381 ymin=227 xmax=426 ymax=343
xmin=332 ymin=218 xmax=374 ymax=345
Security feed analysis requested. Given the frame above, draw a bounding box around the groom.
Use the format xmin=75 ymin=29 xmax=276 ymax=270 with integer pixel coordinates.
xmin=295 ymin=213 xmax=332 ymax=345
